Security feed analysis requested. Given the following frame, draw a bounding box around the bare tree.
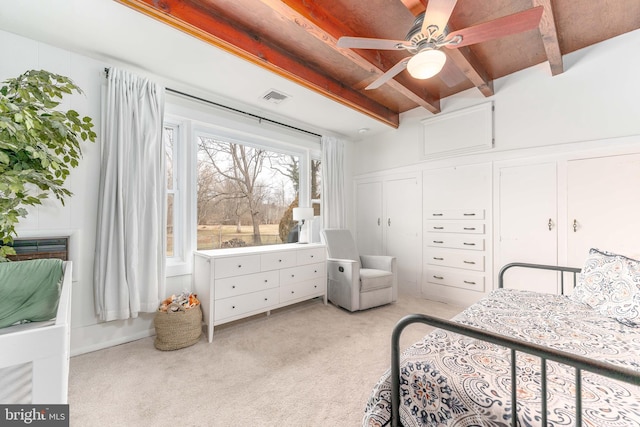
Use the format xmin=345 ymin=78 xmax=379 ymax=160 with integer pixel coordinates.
xmin=198 ymin=137 xmax=268 ymax=244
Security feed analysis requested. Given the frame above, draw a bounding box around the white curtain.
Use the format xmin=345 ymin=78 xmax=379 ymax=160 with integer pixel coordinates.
xmin=321 ymin=135 xmax=346 ymax=229
xmin=94 ymin=68 xmax=166 ymax=322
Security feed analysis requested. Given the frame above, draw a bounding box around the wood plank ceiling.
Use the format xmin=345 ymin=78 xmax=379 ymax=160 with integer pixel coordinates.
xmin=116 ymin=0 xmax=640 ymax=129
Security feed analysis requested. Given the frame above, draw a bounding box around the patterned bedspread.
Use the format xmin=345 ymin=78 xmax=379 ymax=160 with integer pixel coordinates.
xmin=363 ymin=289 xmax=640 ymax=427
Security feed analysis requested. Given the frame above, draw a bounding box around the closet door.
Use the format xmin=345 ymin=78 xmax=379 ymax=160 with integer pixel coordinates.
xmin=355 ymin=180 xmax=383 ymax=255
xmin=567 ymin=153 xmax=640 ymax=265
xmin=385 ymin=176 xmax=420 ymax=295
xmin=497 ymin=163 xmax=558 ymax=293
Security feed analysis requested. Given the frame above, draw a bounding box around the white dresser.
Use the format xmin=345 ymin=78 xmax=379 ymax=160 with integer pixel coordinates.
xmin=193 ymin=243 xmax=327 ymax=342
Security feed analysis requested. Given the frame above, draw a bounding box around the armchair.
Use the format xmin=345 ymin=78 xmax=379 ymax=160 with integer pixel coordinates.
xmin=320 ymin=229 xmax=397 ymax=312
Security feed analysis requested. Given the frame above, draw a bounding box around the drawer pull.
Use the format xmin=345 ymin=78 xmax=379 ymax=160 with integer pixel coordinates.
xmin=310 ymin=255 xmax=314 ymax=258
xmin=291 ymin=291 xmax=295 ymax=294
xmin=433 ymin=257 xmax=444 ymax=261
xmin=463 ymin=213 xmax=476 ymax=216
xmin=463 ymin=242 xmax=476 ymax=246
xmin=463 ymin=227 xmax=476 ymax=231
xmin=433 ymin=240 xmax=444 ymax=244
xmin=264 ymin=279 xmax=268 ymax=283
xmin=264 ymin=298 xmax=268 ymax=301
xmin=433 ymin=226 xmax=444 ymax=230
xmin=232 ymin=305 xmax=236 ymax=309
xmin=237 ymin=264 xmax=242 ymax=268
xmin=463 ymin=261 xmax=476 ymax=264
xmin=432 ymin=213 xmax=443 ymax=217
xmin=278 ymin=259 xmax=282 ymax=263
xmin=314 ymin=270 xmax=317 ymax=273
xmin=464 ymin=280 xmax=476 ymax=285
xmin=232 ymin=285 xmax=236 ymax=289
xmin=433 ymin=275 xmax=444 ymax=280
xmin=291 ymin=274 xmax=295 ymax=278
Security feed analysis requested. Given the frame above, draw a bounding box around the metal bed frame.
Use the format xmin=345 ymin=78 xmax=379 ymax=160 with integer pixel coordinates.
xmin=390 ymin=263 xmax=640 ymax=427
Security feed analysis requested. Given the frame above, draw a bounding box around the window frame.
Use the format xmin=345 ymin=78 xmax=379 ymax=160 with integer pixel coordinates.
xmin=164 ymin=96 xmax=321 ymax=277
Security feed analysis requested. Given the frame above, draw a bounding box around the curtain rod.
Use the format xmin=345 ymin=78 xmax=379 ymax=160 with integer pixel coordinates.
xmin=104 ymin=67 xmax=321 ymax=139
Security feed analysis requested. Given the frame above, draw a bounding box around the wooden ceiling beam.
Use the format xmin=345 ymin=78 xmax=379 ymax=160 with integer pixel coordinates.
xmin=533 ymin=0 xmax=564 ymax=75
xmin=278 ymin=0 xmax=441 ymax=114
xmin=115 ymin=0 xmax=401 ymax=128
xmin=399 ymin=0 xmax=427 ymax=17
xmin=401 ymin=0 xmax=494 ymax=98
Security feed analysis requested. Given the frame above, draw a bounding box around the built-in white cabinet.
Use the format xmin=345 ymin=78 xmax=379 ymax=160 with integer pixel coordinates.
xmin=566 ymin=154 xmax=640 ymax=264
xmin=496 ymin=162 xmax=559 ymax=293
xmin=355 ymin=173 xmax=421 ymax=295
xmin=422 ymin=164 xmax=492 ymax=305
xmin=495 ymin=152 xmax=640 ymax=294
xmin=193 ymin=243 xmax=327 ymax=342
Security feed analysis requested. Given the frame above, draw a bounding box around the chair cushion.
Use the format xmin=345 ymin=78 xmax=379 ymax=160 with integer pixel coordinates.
xmin=321 ymin=229 xmax=361 ymax=268
xmin=360 ymin=268 xmax=394 ymax=292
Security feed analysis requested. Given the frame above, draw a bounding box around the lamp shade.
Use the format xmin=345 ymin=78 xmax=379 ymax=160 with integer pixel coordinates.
xmin=292 ymin=207 xmax=314 ymax=221
xmin=407 ymin=49 xmax=447 ymax=80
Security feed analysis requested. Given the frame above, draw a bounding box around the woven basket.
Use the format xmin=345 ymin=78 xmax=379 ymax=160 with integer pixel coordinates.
xmin=154 ymin=305 xmax=203 ymax=351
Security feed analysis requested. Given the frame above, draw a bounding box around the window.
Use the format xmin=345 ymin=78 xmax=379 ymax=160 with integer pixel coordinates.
xmin=164 ymin=123 xmax=178 ymax=258
xmin=163 ymin=97 xmax=321 ymax=275
xmin=196 ymin=133 xmax=301 ymax=249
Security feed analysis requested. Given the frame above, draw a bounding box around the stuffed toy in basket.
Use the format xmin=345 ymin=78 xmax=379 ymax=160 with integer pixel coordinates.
xmin=154 ymin=292 xmax=202 ymax=350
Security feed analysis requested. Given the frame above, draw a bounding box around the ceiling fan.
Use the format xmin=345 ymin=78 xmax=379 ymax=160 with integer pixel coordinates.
xmin=337 ymin=0 xmax=544 ymax=90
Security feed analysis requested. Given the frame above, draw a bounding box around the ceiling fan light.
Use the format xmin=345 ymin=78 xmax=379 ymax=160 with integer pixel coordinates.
xmin=407 ymin=49 xmax=446 ymax=79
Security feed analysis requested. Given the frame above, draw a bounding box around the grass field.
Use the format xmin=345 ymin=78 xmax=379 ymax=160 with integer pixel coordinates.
xmin=196 ymin=224 xmax=283 ymax=250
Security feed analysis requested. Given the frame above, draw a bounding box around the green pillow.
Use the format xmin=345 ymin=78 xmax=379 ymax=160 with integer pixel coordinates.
xmin=0 ymin=258 xmax=64 ymax=329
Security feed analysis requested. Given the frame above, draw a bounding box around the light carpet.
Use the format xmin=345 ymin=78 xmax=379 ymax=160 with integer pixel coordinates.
xmin=68 ymin=294 xmax=464 ymax=426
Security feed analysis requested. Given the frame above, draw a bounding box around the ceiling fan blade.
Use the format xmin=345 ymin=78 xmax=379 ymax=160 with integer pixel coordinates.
xmin=337 ymin=36 xmax=413 ymax=51
xmin=421 ymin=0 xmax=458 ymax=37
xmin=365 ymin=58 xmax=410 ymax=90
xmin=444 ymin=6 xmax=543 ymax=49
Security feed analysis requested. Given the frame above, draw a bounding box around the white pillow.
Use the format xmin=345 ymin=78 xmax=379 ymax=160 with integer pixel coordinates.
xmin=571 ymin=248 xmax=640 ymax=321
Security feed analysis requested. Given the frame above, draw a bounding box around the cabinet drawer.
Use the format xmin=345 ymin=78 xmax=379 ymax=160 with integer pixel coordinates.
xmin=215 ymin=270 xmax=279 ymax=299
xmin=280 ymin=263 xmax=326 ymax=286
xmin=214 ymin=255 xmax=261 ymax=279
xmin=280 ymin=278 xmax=325 ymax=303
xmin=426 ymin=222 xmax=485 ymax=234
xmin=425 ymin=268 xmax=485 ymax=292
xmin=426 ymin=209 xmax=485 ymax=220
xmin=426 ymin=249 xmax=485 ymax=271
xmin=214 ymin=288 xmax=279 ymax=321
xmin=426 ymin=234 xmax=485 ymax=250
xmin=261 ymin=251 xmax=297 ymax=271
xmin=297 ymin=247 xmax=326 ymax=265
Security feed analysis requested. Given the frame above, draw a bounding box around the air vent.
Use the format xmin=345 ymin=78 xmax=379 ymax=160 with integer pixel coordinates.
xmin=261 ymin=89 xmax=290 ymax=104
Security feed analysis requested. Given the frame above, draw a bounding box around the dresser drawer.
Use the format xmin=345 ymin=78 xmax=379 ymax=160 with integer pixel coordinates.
xmin=280 ymin=263 xmax=326 ymax=286
xmin=426 ymin=209 xmax=485 ymax=220
xmin=214 ymin=255 xmax=261 ymax=279
xmin=261 ymin=251 xmax=297 ymax=271
xmin=280 ymin=278 xmax=325 ymax=303
xmin=426 ymin=234 xmax=485 ymax=250
xmin=296 ymin=247 xmax=326 ymax=265
xmin=215 ymin=270 xmax=279 ymax=299
xmin=214 ymin=288 xmax=279 ymax=321
xmin=426 ymin=249 xmax=484 ymax=271
xmin=426 ymin=222 xmax=485 ymax=234
xmin=425 ymin=268 xmax=485 ymax=292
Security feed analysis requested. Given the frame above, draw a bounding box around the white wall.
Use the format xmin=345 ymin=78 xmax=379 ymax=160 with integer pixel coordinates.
xmin=0 ymin=28 xmax=354 ymax=355
xmin=353 ymin=29 xmax=640 ymax=175
xmin=0 ymin=30 xmax=219 ymax=354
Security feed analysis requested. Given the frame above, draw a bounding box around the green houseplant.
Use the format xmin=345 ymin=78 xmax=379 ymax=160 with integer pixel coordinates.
xmin=0 ymin=69 xmax=96 ymax=260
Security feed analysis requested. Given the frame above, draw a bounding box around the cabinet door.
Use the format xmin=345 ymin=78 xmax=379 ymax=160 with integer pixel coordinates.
xmin=497 ymin=163 xmax=558 ymax=293
xmin=385 ymin=176 xmax=421 ymax=294
xmin=355 ymin=181 xmax=383 ymax=255
xmin=567 ymin=154 xmax=640 ymax=266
